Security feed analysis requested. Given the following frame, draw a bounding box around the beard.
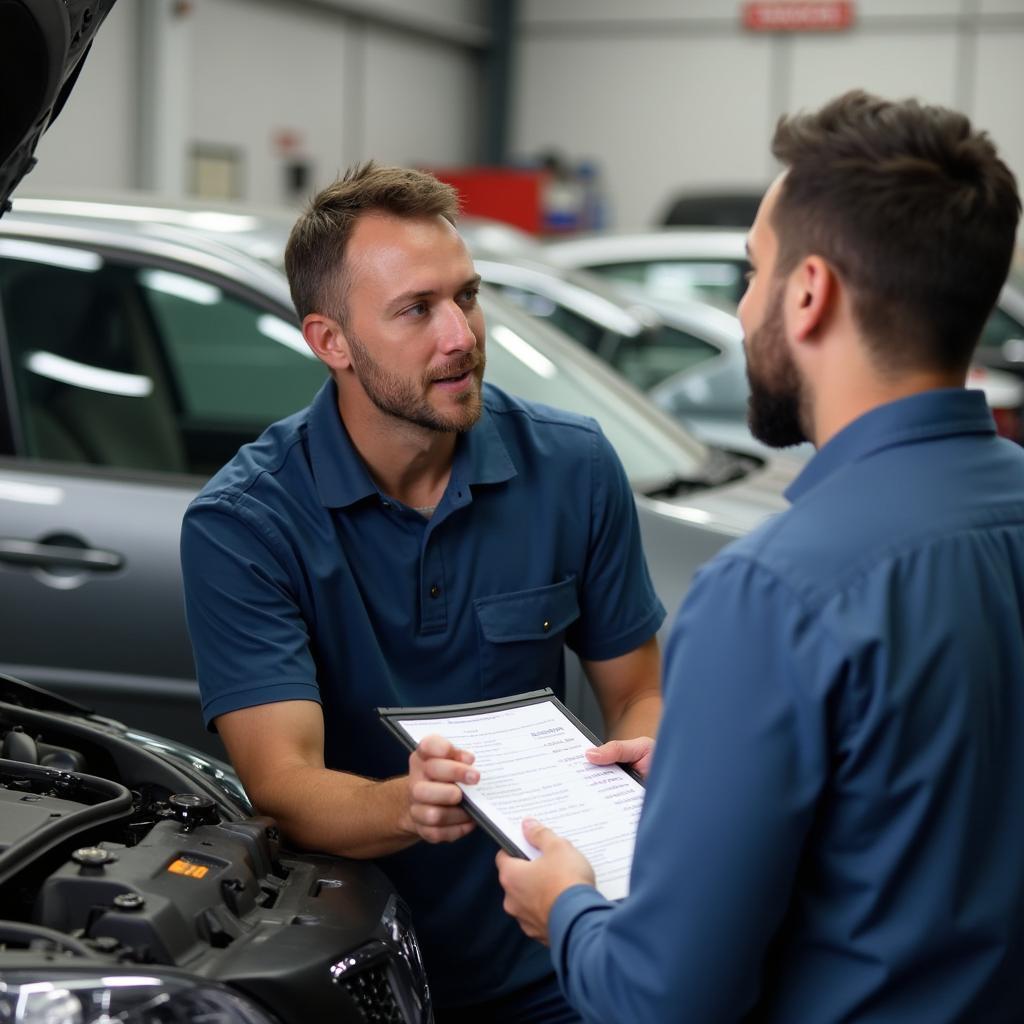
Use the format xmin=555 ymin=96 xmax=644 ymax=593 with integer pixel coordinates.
xmin=346 ymin=330 xmax=486 ymax=434
xmin=745 ymin=284 xmax=808 ymax=448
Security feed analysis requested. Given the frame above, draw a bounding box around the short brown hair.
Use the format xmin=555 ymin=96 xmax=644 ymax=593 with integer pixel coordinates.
xmin=770 ymin=90 xmax=1021 ymax=372
xmin=284 ymin=161 xmax=460 ymax=324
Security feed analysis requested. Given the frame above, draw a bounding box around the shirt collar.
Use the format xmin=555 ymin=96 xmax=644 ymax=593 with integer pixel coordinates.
xmin=451 ymin=386 xmax=517 ymax=490
xmin=785 ymin=387 xmax=996 ymax=504
xmin=308 ymin=379 xmax=517 ymax=509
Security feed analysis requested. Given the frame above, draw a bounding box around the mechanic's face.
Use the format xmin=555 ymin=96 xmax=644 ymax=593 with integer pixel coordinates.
xmin=339 ymin=212 xmax=485 ymax=433
xmin=739 ymin=178 xmax=808 ymax=448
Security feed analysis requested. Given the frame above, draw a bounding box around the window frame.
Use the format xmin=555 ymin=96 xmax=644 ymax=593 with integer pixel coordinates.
xmin=0 ymin=229 xmax=303 ymax=484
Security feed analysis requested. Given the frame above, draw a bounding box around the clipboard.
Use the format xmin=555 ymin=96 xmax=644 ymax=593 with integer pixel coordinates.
xmin=378 ymin=688 xmax=645 ymax=860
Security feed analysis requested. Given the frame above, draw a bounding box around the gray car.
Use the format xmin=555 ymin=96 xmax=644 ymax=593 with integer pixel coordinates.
xmin=0 ymin=198 xmax=798 ymax=757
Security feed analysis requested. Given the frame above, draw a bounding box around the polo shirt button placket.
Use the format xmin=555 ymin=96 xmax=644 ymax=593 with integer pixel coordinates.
xmin=430 ymin=583 xmax=441 ymax=599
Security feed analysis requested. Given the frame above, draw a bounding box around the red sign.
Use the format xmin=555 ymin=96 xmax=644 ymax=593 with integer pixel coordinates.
xmin=743 ymin=1 xmax=854 ymax=32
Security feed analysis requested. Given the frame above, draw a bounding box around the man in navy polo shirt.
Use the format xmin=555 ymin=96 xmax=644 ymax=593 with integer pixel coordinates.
xmin=180 ymin=162 xmax=664 ymax=1021
xmin=498 ymin=92 xmax=1024 ymax=1021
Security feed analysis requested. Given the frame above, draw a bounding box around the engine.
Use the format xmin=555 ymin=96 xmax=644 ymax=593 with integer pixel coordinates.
xmin=0 ymin=684 xmax=432 ymax=1024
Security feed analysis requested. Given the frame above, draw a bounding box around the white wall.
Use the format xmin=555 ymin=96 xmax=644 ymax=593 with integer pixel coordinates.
xmin=514 ymin=0 xmax=1024 ymax=228
xmin=362 ymin=28 xmax=481 ymax=170
xmin=189 ymin=0 xmax=350 ymax=203
xmin=23 ymin=0 xmax=486 ymax=206
xmin=22 ymin=0 xmax=1024 ymax=228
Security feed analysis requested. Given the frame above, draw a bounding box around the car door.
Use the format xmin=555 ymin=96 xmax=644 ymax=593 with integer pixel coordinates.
xmin=0 ymin=229 xmax=326 ymax=755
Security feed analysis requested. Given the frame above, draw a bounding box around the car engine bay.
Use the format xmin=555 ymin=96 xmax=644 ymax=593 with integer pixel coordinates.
xmin=0 ymin=678 xmax=431 ymax=1024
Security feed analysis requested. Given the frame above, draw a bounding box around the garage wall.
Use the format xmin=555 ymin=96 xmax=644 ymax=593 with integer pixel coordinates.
xmin=514 ymin=0 xmax=1024 ymax=229
xmin=188 ymin=0 xmax=350 ymax=203
xmin=23 ymin=0 xmax=1024 ymax=230
xmin=362 ymin=27 xmax=481 ymax=169
xmin=24 ymin=0 xmax=486 ymax=206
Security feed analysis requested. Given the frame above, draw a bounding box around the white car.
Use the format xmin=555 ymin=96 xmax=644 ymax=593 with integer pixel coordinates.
xmin=545 ymin=228 xmax=1024 ymax=444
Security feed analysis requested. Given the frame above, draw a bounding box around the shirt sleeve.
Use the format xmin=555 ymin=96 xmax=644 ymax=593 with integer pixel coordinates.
xmin=570 ymin=427 xmax=666 ymax=661
xmin=180 ymin=494 xmax=322 ymax=729
xmin=548 ymin=553 xmax=837 ymax=1022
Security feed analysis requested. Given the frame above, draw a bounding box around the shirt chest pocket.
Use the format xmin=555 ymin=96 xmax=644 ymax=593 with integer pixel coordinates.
xmin=473 ymin=576 xmax=580 ymax=699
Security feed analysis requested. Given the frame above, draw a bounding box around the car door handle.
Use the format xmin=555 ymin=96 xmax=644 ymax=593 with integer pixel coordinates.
xmin=0 ymin=539 xmax=124 ymax=572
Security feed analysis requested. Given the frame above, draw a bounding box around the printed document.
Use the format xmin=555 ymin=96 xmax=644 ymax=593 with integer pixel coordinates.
xmin=396 ymin=699 xmax=644 ymax=900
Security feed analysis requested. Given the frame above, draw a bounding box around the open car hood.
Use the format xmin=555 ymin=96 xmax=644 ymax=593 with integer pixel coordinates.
xmin=0 ymin=0 xmax=117 ymax=212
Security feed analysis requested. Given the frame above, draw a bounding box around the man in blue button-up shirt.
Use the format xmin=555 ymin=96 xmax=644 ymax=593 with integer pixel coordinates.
xmin=498 ymin=91 xmax=1024 ymax=1022
xmin=181 ymin=163 xmax=664 ymax=1020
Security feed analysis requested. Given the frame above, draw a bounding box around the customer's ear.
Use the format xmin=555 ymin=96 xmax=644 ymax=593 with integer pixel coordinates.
xmin=788 ymin=255 xmax=835 ymax=344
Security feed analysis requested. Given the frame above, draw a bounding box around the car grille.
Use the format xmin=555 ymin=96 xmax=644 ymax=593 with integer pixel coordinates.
xmin=331 ymin=917 xmax=431 ymax=1024
xmin=341 ymin=960 xmax=406 ymax=1024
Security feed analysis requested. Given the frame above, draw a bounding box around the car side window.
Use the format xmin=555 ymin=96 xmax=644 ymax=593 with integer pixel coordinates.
xmin=613 ymin=325 xmax=722 ymax=391
xmin=0 ymin=245 xmax=326 ymax=478
xmin=138 ymin=270 xmax=325 ymax=429
xmin=487 ymin=283 xmax=610 ymax=354
xmin=0 ymin=246 xmax=188 ymax=472
xmin=592 ymin=260 xmax=749 ymax=309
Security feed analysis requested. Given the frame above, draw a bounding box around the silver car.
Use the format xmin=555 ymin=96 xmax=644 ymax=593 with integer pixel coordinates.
xmin=545 ymin=228 xmax=1024 ymax=443
xmin=0 ymin=198 xmax=798 ymax=756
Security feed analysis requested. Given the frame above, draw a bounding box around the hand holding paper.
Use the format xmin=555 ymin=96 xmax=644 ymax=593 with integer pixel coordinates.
xmin=586 ymin=736 xmax=655 ymax=778
xmin=404 ymin=733 xmax=479 ymax=844
xmin=496 ymin=818 xmax=596 ymax=946
xmin=382 ymin=691 xmax=645 ymax=900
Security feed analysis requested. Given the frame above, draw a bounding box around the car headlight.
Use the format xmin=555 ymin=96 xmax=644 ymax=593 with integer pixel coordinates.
xmin=0 ymin=972 xmax=281 ymax=1024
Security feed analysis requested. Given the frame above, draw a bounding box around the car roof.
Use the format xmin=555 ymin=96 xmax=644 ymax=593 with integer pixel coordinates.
xmin=544 ymin=228 xmax=750 ymax=267
xmin=1 ymin=193 xmax=294 ymax=307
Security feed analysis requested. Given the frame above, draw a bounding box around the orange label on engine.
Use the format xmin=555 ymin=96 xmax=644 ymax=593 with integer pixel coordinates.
xmin=167 ymin=858 xmax=209 ymax=879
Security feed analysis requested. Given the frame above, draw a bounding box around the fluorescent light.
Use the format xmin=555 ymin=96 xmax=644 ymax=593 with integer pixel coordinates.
xmin=257 ymin=314 xmax=315 ymax=358
xmin=25 ymin=351 xmax=154 ymax=397
xmin=491 ymin=324 xmax=557 ymax=379
xmin=0 ymin=238 xmax=101 ymax=271
xmin=140 ymin=269 xmax=221 ymax=305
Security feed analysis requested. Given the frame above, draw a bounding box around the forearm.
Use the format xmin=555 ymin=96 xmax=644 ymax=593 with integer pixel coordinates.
xmin=247 ymin=763 xmax=418 ymax=859
xmin=605 ymin=688 xmax=661 ymax=741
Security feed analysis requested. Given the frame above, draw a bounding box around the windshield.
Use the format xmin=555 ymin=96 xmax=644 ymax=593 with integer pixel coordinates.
xmin=482 ymin=290 xmax=710 ymax=488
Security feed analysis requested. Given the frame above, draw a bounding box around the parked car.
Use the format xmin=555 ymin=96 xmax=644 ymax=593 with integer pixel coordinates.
xmin=638 ymin=290 xmax=1023 ymax=454
xmin=0 ymin=671 xmax=431 ymax=1023
xmin=544 ymin=228 xmax=1024 ymax=441
xmin=659 ymin=189 xmax=764 ymax=228
xmin=0 ymin=197 xmax=801 ymax=759
xmin=466 ymin=248 xmax=777 ymax=449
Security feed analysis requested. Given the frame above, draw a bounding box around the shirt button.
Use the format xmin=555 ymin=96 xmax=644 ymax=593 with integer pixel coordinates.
xmin=430 ymin=584 xmax=441 ymax=599
xmin=542 ymin=620 xmax=551 ymax=632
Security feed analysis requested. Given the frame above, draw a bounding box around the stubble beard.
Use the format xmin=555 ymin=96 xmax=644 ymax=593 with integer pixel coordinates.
xmin=745 ymin=283 xmax=809 ymax=449
xmin=346 ymin=330 xmax=486 ymax=434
